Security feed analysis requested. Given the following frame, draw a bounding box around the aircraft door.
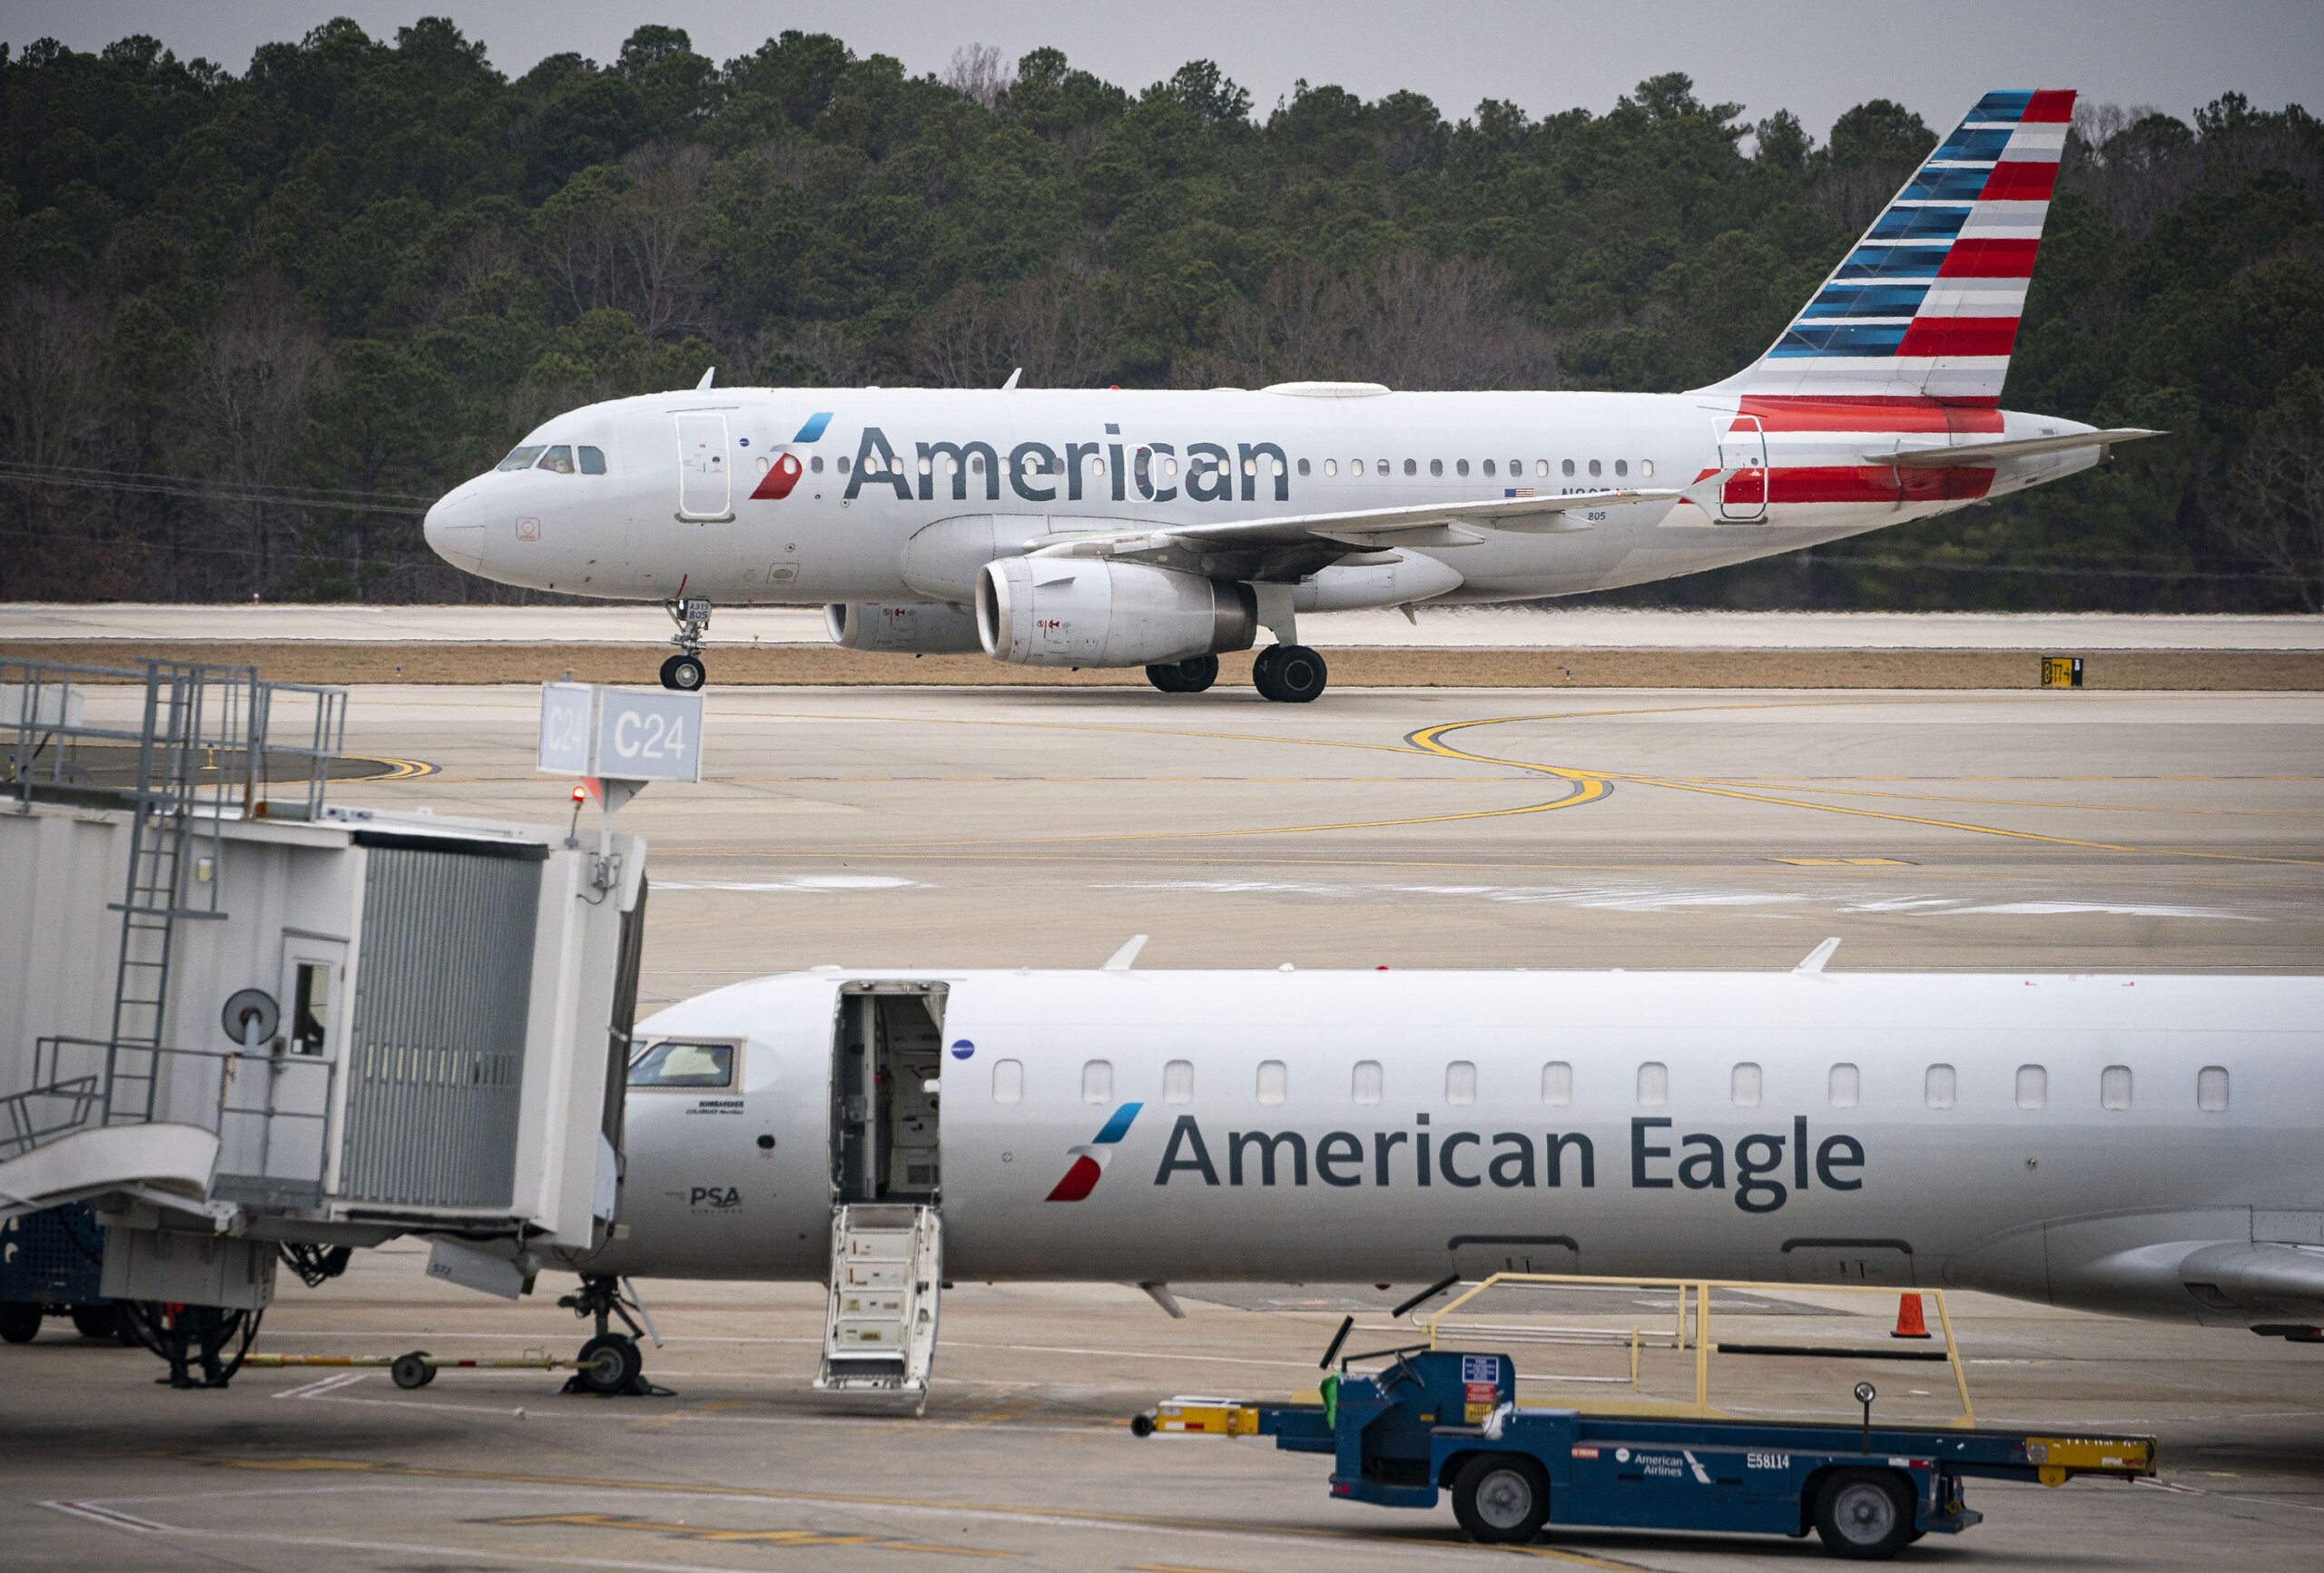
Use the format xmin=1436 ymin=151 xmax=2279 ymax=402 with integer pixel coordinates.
xmin=675 ymin=412 xmax=734 ymax=520
xmin=831 ymin=984 xmax=946 ymax=1206
xmin=1718 ymin=414 xmax=1768 ymax=521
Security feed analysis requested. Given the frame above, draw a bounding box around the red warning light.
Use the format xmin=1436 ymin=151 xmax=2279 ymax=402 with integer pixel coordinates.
xmin=570 ymin=784 xmax=589 ymax=803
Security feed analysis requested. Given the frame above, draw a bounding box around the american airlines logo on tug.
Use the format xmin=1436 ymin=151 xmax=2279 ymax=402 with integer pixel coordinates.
xmin=421 ymin=88 xmax=2155 ymax=703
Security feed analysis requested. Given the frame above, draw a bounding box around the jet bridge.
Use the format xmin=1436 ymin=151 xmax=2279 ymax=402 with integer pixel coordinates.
xmin=1 ymin=659 xmax=645 ymax=1363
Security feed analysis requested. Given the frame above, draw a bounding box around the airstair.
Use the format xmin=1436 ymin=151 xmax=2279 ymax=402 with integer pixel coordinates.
xmin=816 ymin=1204 xmax=941 ymax=1412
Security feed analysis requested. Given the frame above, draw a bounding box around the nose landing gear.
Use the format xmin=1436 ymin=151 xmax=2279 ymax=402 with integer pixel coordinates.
xmin=557 ymin=1273 xmax=668 ymax=1396
xmin=661 ymin=594 xmax=712 ymax=690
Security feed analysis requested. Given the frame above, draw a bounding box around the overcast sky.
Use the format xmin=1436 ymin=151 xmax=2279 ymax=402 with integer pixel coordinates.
xmin=8 ymin=1 xmax=2319 ymax=138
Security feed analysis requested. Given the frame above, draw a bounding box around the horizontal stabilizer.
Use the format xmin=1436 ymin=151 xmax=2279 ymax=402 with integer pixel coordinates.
xmin=1868 ymin=429 xmax=2162 ymax=467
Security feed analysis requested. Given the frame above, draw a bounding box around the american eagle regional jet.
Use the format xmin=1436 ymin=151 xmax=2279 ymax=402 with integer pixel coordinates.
xmin=423 ymin=89 xmax=2153 ymax=701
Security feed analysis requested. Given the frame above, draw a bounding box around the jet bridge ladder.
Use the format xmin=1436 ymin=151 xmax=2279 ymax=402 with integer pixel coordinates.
xmin=816 ymin=1203 xmax=940 ymax=1412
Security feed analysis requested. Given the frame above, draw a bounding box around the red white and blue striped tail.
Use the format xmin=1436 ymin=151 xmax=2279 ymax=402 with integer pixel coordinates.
xmin=1705 ymin=89 xmax=2075 ymax=407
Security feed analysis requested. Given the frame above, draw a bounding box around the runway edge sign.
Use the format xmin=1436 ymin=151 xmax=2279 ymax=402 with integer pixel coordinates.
xmin=538 ymin=681 xmax=704 ymax=784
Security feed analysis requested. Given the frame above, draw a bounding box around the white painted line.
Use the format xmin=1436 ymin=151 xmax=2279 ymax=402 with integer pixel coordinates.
xmin=275 ymin=1371 xmax=369 ymax=1400
xmin=41 ymin=1501 xmax=168 ymax=1534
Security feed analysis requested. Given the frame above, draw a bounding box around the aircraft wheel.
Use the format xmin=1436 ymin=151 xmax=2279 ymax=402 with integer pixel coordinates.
xmin=1253 ymin=644 xmax=1326 ymax=703
xmin=70 ymin=1304 xmax=123 ymax=1342
xmin=660 ymin=654 xmax=706 ymax=692
xmin=1451 ymin=1452 xmax=1550 ymax=1543
xmin=1145 ymin=654 xmax=1218 ymax=693
xmin=1 ymin=1302 xmax=42 ymax=1343
xmin=575 ymin=1332 xmax=642 ymax=1395
xmin=391 ymin=1351 xmax=437 ymax=1389
xmin=1812 ymin=1468 xmax=1915 ymax=1559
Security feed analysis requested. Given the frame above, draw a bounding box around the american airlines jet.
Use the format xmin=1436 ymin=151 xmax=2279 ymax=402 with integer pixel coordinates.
xmin=423 ymin=90 xmax=2152 ymax=701
xmin=534 ymin=959 xmax=2323 ymax=1397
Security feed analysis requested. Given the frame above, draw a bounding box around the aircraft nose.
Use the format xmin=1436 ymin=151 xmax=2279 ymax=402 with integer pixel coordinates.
xmin=423 ymin=486 xmax=485 ymax=571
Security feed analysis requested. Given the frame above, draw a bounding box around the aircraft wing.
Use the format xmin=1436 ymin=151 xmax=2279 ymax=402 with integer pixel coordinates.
xmin=1025 ymin=487 xmax=1681 ymax=562
xmin=1866 ymin=429 xmax=2162 ymax=467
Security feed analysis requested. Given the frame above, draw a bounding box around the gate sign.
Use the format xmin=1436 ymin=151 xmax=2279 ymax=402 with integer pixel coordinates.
xmin=538 ymin=683 xmax=704 ymax=783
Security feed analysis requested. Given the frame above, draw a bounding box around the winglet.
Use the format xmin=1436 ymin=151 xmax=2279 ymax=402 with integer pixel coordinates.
xmin=1795 ymin=938 xmax=1842 ymax=975
xmin=1001 ymin=368 xmax=1023 ymax=391
xmin=1104 ymin=934 xmax=1148 ymax=970
xmin=695 ymin=367 xmax=715 ymax=389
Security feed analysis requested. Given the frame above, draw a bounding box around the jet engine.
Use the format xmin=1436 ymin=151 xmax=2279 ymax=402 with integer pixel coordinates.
xmin=976 ymin=558 xmax=1256 ymax=667
xmin=825 ymin=602 xmax=986 ymax=654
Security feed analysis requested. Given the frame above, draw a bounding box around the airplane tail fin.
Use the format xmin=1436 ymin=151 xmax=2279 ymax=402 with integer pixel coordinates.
xmin=1703 ymin=90 xmax=2076 ymax=406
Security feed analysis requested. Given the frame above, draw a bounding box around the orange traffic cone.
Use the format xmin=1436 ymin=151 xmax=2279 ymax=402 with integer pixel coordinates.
xmin=1892 ymin=1292 xmax=1932 ymax=1340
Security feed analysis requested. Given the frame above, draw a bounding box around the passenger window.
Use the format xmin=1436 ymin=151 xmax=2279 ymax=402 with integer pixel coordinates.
xmin=1256 ymin=1060 xmax=1286 ymax=1106
xmin=810 ymin=455 xmax=823 ymax=472
xmin=836 ymin=456 xmax=852 ymax=473
xmin=578 ymin=445 xmax=607 ymax=475
xmin=1164 ymin=456 xmax=1178 ymax=477
xmin=1350 ymin=458 xmax=1364 ymax=476
xmin=1637 ymin=1061 xmax=1668 ymax=1107
xmin=1296 ymin=457 xmax=1311 ymax=477
xmin=1163 ymin=1059 xmax=1194 ymax=1105
xmin=1588 ymin=458 xmax=1602 ymax=478
xmin=2197 ymin=1066 xmax=2229 ymax=1111
xmin=2100 ymin=1065 xmax=2132 ymax=1111
xmin=993 ymin=1058 xmax=1023 ymax=1105
xmin=1482 ymin=459 xmax=1496 ymax=477
xmin=1324 ymin=458 xmax=1339 ymax=477
xmin=1560 ymin=459 xmax=1574 ymax=477
xmin=1429 ymin=458 xmax=1443 ymax=477
xmin=2015 ymin=1065 xmax=2047 ymax=1110
xmin=537 ymin=444 xmax=576 ymax=475
xmin=1541 ymin=1060 xmax=1572 ymax=1106
xmin=1376 ymin=457 xmax=1389 ymax=474
xmin=1925 ymin=1064 xmax=1957 ymax=1109
xmin=1403 ymin=458 xmax=1417 ymax=477
xmin=1641 ymin=458 xmax=1655 ymax=478
xmin=497 ymin=445 xmax=547 ymax=471
xmin=1829 ymin=1063 xmax=1859 ymax=1108
xmin=1446 ymin=1060 xmax=1476 ymax=1105
xmin=1455 ymin=458 xmax=1470 ymax=477
xmin=628 ymin=1040 xmax=734 ymax=1088
xmin=1352 ymin=1059 xmax=1383 ymax=1105
xmin=1730 ymin=1062 xmax=1761 ymax=1107
xmin=1082 ymin=1059 xmax=1113 ymax=1104
xmin=1614 ymin=459 xmax=1628 ymax=477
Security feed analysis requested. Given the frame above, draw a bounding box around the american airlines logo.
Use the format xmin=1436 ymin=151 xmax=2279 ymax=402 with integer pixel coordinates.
xmin=1149 ymin=1115 xmax=1866 ymax=1215
xmin=842 ymin=426 xmax=1292 ymax=508
xmin=747 ymin=412 xmax=833 ymax=502
xmin=1046 ymin=1102 xmax=1144 ymax=1202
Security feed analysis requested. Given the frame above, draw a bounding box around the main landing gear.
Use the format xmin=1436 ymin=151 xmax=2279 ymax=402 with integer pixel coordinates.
xmin=660 ymin=594 xmax=712 ymax=690
xmin=1252 ymin=644 xmax=1328 ymax=703
xmin=558 ymin=1273 xmax=666 ymax=1396
xmin=1144 ymin=654 xmax=1218 ymax=693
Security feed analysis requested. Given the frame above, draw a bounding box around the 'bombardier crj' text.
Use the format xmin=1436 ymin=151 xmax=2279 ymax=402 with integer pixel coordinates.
xmin=425 ymin=89 xmax=2152 ymax=701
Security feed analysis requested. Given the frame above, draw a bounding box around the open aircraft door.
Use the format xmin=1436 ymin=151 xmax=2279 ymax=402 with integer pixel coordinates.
xmin=1718 ymin=414 xmax=1768 ymax=521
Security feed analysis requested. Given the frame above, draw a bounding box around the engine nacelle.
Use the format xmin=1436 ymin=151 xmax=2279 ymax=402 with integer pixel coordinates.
xmin=976 ymin=558 xmax=1256 ymax=667
xmin=824 ymin=602 xmax=985 ymax=654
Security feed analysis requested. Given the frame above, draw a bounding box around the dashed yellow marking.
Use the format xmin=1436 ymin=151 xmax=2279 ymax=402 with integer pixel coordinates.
xmin=489 ymin=1511 xmax=1010 ymax=1557
xmin=1771 ymin=857 xmax=1915 ymax=867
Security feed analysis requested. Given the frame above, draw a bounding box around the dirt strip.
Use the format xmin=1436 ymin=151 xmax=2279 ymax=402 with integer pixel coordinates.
xmin=7 ymin=641 xmax=2321 ymax=689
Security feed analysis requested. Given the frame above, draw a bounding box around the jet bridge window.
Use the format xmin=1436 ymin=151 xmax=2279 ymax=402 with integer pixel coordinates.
xmin=2100 ymin=1065 xmax=2132 ymax=1111
xmin=2197 ymin=1066 xmax=2230 ymax=1111
xmin=497 ymin=445 xmax=547 ymax=471
xmin=291 ymin=961 xmax=332 ymax=1055
xmin=628 ymin=1040 xmax=734 ymax=1088
xmin=579 ymin=445 xmax=607 ymax=474
xmin=537 ymin=444 xmax=577 ymax=475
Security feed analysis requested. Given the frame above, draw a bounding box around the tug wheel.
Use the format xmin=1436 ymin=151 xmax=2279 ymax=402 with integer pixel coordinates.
xmin=1813 ymin=1469 xmax=1915 ymax=1559
xmin=1451 ymin=1453 xmax=1550 ymax=1543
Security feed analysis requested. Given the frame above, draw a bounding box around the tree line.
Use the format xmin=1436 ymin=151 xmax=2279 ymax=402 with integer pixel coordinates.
xmin=2 ymin=21 xmax=2319 ymax=608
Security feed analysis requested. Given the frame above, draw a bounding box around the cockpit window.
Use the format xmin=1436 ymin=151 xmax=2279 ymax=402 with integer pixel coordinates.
xmin=628 ymin=1040 xmax=734 ymax=1088
xmin=497 ymin=445 xmax=547 ymax=472
xmin=579 ymin=445 xmax=607 ymax=475
xmin=537 ymin=444 xmax=576 ymax=475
